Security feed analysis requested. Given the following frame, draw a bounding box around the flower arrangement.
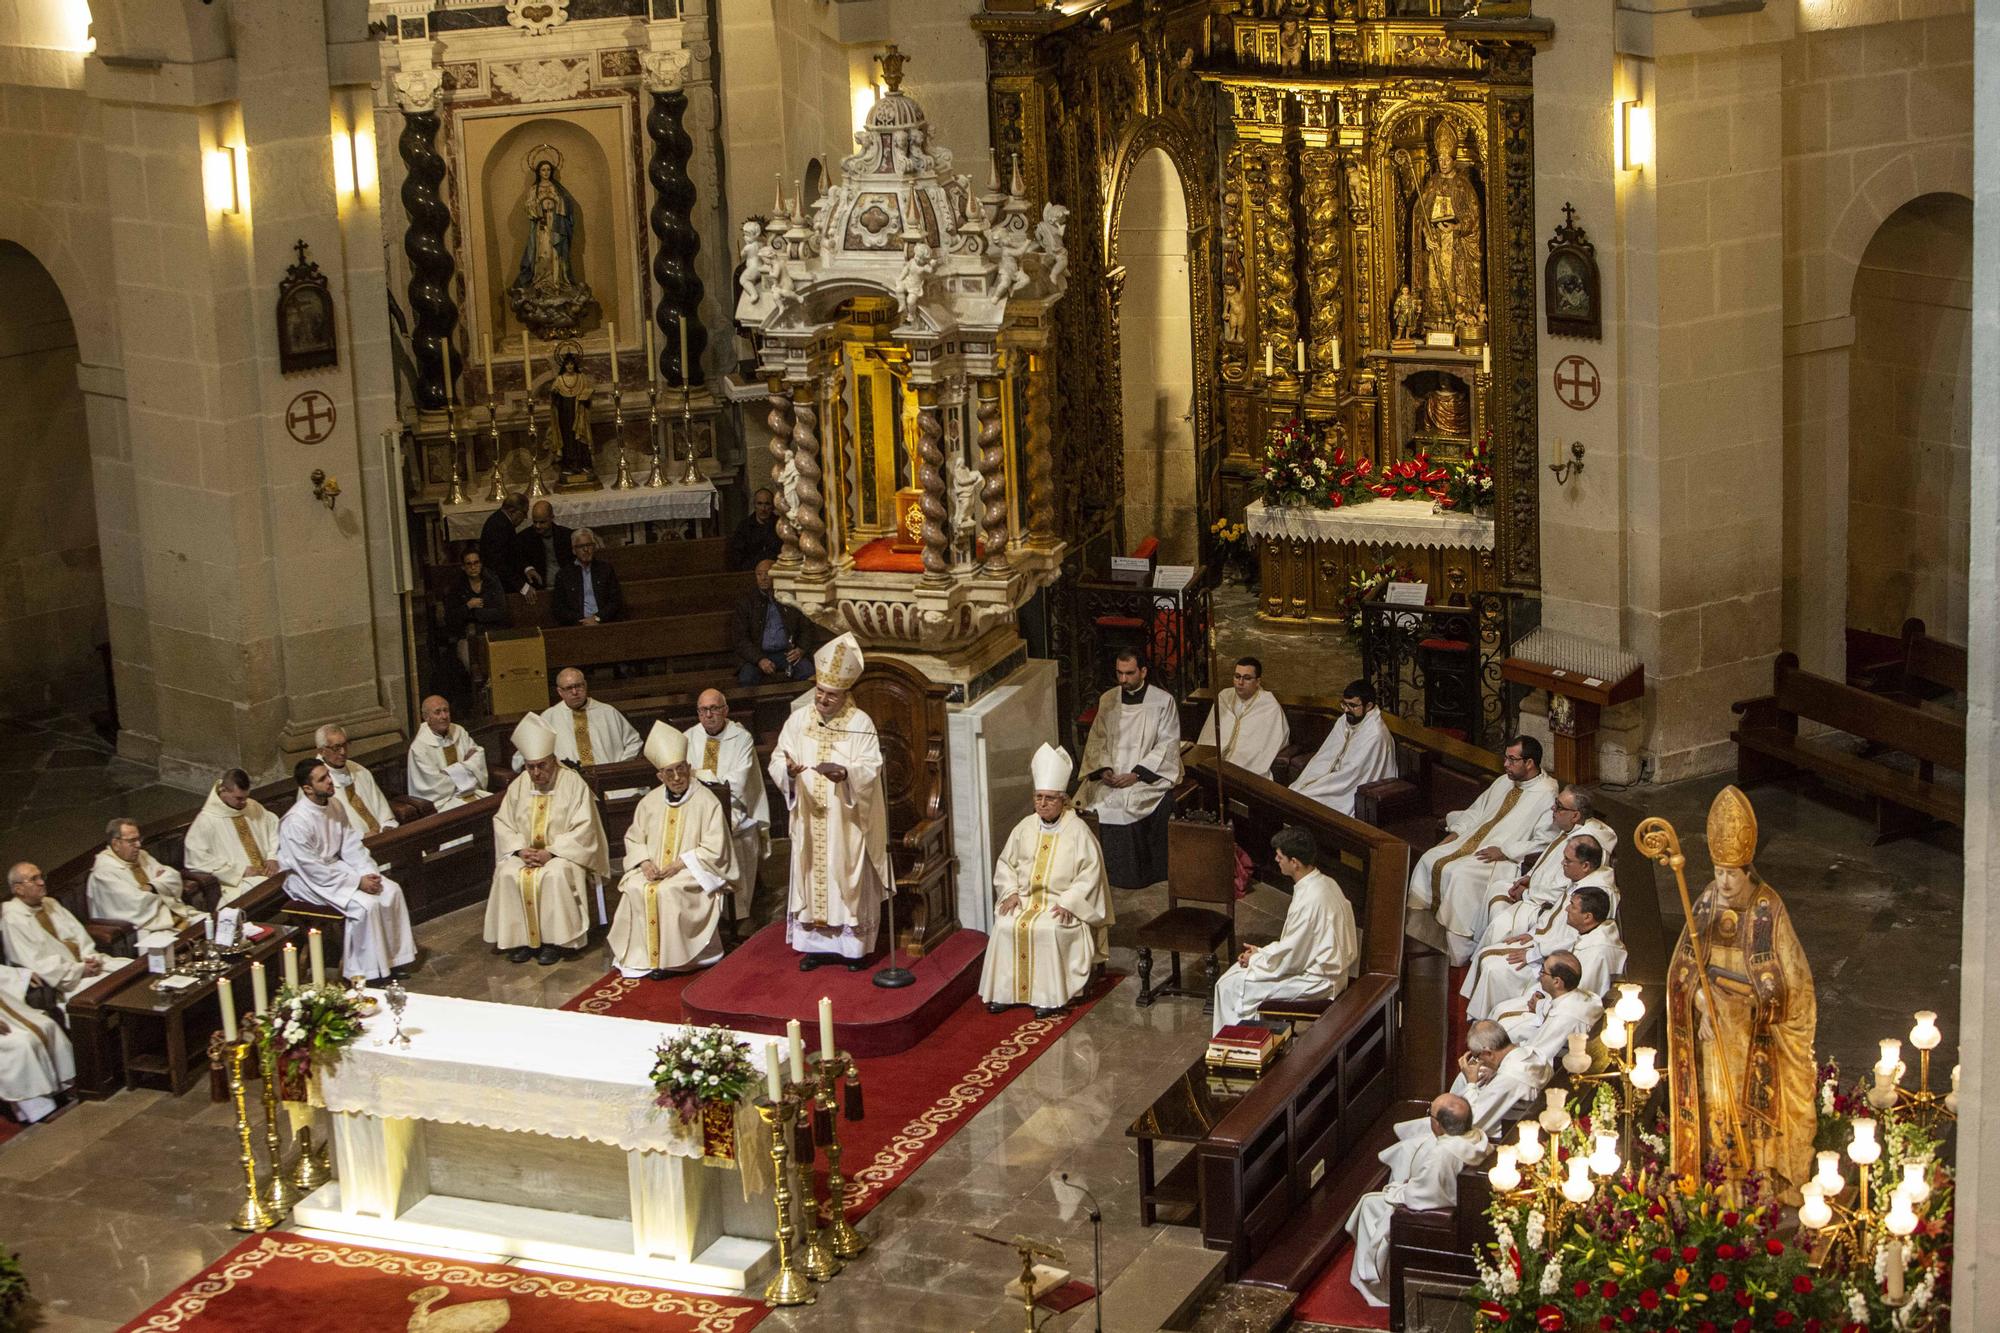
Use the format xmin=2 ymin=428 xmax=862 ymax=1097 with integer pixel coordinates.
xmin=649 ymin=1025 xmax=759 ymax=1119
xmin=1374 ymin=449 xmax=1454 ymax=504
xmin=254 ymin=982 xmax=369 ymax=1101
xmin=1439 ymin=430 xmax=1495 ymax=513
xmin=1259 ymin=418 xmax=1378 ymax=509
xmin=1209 ymin=515 xmax=1253 ymax=584
xmin=1340 ymin=558 xmax=1416 ymax=635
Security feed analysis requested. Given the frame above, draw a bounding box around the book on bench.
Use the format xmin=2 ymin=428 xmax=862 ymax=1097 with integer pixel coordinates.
xmin=1206 ymin=1023 xmax=1289 ymax=1072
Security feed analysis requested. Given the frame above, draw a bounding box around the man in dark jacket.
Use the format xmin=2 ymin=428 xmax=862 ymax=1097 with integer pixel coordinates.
xmin=725 ymin=488 xmax=782 ymax=570
xmin=552 ymin=527 xmax=624 ymax=626
xmin=480 ymin=493 xmax=528 ymax=591
xmin=515 ymin=499 xmax=574 ymax=591
xmin=731 ymin=559 xmax=815 ymax=684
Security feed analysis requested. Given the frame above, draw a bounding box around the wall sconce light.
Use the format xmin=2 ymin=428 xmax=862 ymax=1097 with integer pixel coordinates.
xmin=331 ymin=124 xmax=377 ymax=202
xmin=311 ymin=469 xmax=341 ymax=510
xmin=1549 ymin=441 xmax=1586 ymax=486
xmin=1619 ymin=100 xmax=1652 ymax=172
xmin=204 ymin=145 xmax=241 ymax=214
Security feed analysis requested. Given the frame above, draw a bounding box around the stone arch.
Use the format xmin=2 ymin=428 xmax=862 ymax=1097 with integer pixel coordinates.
xmin=0 ymin=203 xmax=117 ymax=370
xmin=83 ymin=0 xmax=231 ymax=65
xmin=1820 ymin=143 xmax=1974 ymax=325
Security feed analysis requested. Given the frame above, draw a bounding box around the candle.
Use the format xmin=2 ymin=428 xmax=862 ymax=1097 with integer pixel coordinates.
xmin=678 ymin=315 xmax=691 ymax=387
xmin=1481 ymin=342 xmax=1491 ymax=374
xmin=606 ymin=320 xmax=618 ymax=385
xmin=1263 ymin=343 xmax=1273 ymax=378
xmin=1294 ymin=337 xmax=1305 ymax=372
xmin=309 ymin=928 xmax=326 ymax=987
xmin=1515 ymin=1120 xmax=1542 ymax=1165
xmin=1560 ymin=1155 xmax=1594 ymax=1204
xmin=251 ymin=961 xmax=269 ymax=1015
xmin=644 ymin=317 xmax=656 ymax=384
xmin=1331 ymin=334 xmax=1341 ymax=371
xmin=787 ymin=1019 xmax=805 ymax=1083
xmin=218 ymin=975 xmax=238 ymax=1042
xmin=819 ymin=996 xmax=835 ymax=1061
xmin=282 ymin=941 xmax=299 ymax=989
xmin=1886 ymin=1236 xmax=1907 ymax=1304
xmin=765 ymin=1042 xmax=783 ymax=1101
xmin=483 ymin=333 xmax=496 ymax=400
xmin=440 ymin=336 xmax=453 ymax=404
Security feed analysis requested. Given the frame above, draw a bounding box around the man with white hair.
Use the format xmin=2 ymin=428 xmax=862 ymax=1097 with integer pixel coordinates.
xmin=610 ymin=722 xmax=735 ymax=978
xmin=315 ymin=724 xmax=397 ymax=834
xmin=1193 ymin=657 xmax=1289 ymax=780
xmin=1 ymin=864 xmax=108 ymax=999
xmin=553 ymin=527 xmax=624 ymax=626
xmin=487 ymin=714 xmax=609 ymax=966
xmin=182 ymin=769 xmax=283 ymax=904
xmin=277 ymin=758 xmax=417 ymax=982
xmin=1345 ymin=1093 xmax=1489 ymax=1307
xmin=978 ymin=744 xmax=1110 ymax=1019
xmin=769 ymin=633 xmax=895 ymax=970
xmin=406 ymin=696 xmax=491 ymax=812
xmin=1447 ymin=1019 xmax=1554 ymax=1134
xmin=1290 ymin=679 xmax=1399 ymax=816
xmin=1477 ymin=787 xmax=1619 ymax=946
xmin=1465 ymin=838 xmax=1624 ymax=1018
xmin=88 ymin=818 xmax=190 ymax=948
xmin=0 ymin=961 xmax=76 ymax=1123
xmin=1408 ymin=735 xmax=1557 ymax=961
xmin=1210 ymin=825 xmax=1359 ymax=1033
xmin=1492 ymin=950 xmax=1606 ymax=1068
xmin=686 ymin=688 xmax=771 ymax=923
xmin=523 ymin=668 xmax=643 ymax=768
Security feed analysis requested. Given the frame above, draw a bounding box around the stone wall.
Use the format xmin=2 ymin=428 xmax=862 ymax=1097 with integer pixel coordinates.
xmin=1116 ymin=148 xmax=1198 ymax=566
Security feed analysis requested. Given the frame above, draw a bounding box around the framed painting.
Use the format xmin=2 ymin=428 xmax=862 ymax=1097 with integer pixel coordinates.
xmin=277 ymin=239 xmax=338 ymax=374
xmin=1544 ymin=203 xmax=1601 ymax=341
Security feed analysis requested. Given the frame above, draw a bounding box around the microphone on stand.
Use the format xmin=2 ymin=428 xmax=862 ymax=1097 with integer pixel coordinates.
xmin=1053 ymin=1172 xmax=1104 ymax=1333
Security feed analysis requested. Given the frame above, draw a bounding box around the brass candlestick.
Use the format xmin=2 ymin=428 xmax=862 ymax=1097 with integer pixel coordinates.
xmin=256 ymin=1030 xmax=298 ymax=1216
xmin=227 ymin=1039 xmax=276 ymax=1232
xmin=810 ymin=1051 xmax=869 ymax=1259
xmin=443 ymin=406 xmax=468 ymax=505
xmin=757 ymin=1095 xmax=815 ymax=1306
xmin=788 ymin=1075 xmax=840 ymax=1281
xmin=642 ymin=382 xmax=667 ymax=488
xmin=677 ymin=383 xmax=702 ymax=485
xmin=288 ymin=1116 xmax=331 ymax=1192
xmin=609 ymin=396 xmax=636 ymax=489
xmin=483 ymin=404 xmax=505 ymax=502
xmin=524 ymin=399 xmax=551 ymax=499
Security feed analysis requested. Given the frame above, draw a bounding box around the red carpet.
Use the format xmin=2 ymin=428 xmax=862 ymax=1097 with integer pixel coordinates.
xmin=562 ymin=964 xmax=1124 ymax=1222
xmin=679 ymin=922 xmax=988 ymax=1057
xmin=0 ymin=1119 xmax=21 ymax=1146
xmin=1291 ymin=1242 xmax=1389 ymax=1330
xmin=120 ymin=1232 xmax=768 ymax=1331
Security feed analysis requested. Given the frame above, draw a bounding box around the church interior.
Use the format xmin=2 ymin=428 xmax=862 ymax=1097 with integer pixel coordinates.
xmin=0 ymin=1 xmax=1989 ymax=1330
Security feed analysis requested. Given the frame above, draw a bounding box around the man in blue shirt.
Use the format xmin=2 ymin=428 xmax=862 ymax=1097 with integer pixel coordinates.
xmin=553 ymin=527 xmax=624 ymax=626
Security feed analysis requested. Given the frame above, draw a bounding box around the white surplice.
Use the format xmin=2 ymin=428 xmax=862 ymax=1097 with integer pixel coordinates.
xmin=407 ymin=723 xmax=491 ymax=812
xmin=182 ymin=786 xmax=282 ymax=904
xmin=978 ymin=809 xmax=1111 ymax=1010
xmin=1211 ymin=868 xmax=1360 ymax=1032
xmin=324 ymin=760 xmax=397 ymax=834
xmin=528 ymin=699 xmax=644 ymax=769
xmin=1076 ymin=684 xmax=1183 ymax=825
xmin=85 ymin=847 xmax=187 ymax=948
xmin=0 ymin=962 xmax=75 ymax=1121
xmin=609 ymin=782 xmax=733 ymax=975
xmin=1447 ymin=1044 xmax=1554 ymax=1135
xmin=0 ymin=898 xmax=107 ymax=999
xmin=276 ymin=799 xmax=417 ymax=980
xmin=1479 ymin=817 xmax=1621 ymax=945
xmin=1346 ymin=1119 xmax=1491 ymax=1306
xmin=769 ymin=699 xmax=895 ymax=959
xmin=686 ymin=719 xmax=772 ymax=921
xmin=486 ymin=767 xmax=610 ymax=953
xmin=1194 ymin=688 xmax=1290 ymax=779
xmin=1289 ymin=708 xmax=1399 ymax=816
xmin=1434 ymin=779 xmax=1565 ymax=964
xmin=1408 ymin=770 xmax=1558 ymax=957
xmin=1463 ymin=869 xmax=1624 ymax=1017
xmin=1495 ymin=986 xmax=1606 ymax=1069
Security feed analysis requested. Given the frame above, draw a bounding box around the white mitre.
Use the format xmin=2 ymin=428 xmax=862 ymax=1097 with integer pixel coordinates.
xmin=512 ymin=713 xmax=557 ymax=763
xmin=815 ymin=632 xmax=865 ymax=690
xmin=644 ymin=720 xmax=688 ymax=769
xmin=1030 ymin=743 xmax=1074 ymax=794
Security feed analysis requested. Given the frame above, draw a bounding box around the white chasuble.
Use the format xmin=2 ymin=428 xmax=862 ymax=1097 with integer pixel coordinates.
xmin=1479 ymin=817 xmax=1620 ymax=946
xmin=687 ymin=719 xmax=772 ymax=920
xmin=1346 ymin=1122 xmax=1491 ymax=1306
xmin=609 ymin=782 xmax=733 ymax=975
xmin=530 ymin=699 xmax=644 ymax=769
xmin=977 ymin=810 xmax=1111 ymax=1009
xmin=1194 ymin=689 xmax=1290 ymax=780
xmin=1409 ymin=770 xmax=1557 ymax=955
xmin=326 ymin=761 xmax=397 ymax=833
xmin=275 ymin=800 xmax=416 ymax=981
xmin=1289 ymin=707 xmax=1399 ymax=816
xmin=1076 ymin=685 xmax=1183 ymax=826
xmin=1212 ymin=868 xmax=1361 ymax=1032
xmin=407 ymin=723 xmax=491 ymax=811
xmin=486 ymin=767 xmax=610 ymax=952
xmin=769 ymin=699 xmax=895 ymax=959
xmin=86 ymin=847 xmax=188 ymax=947
xmin=0 ymin=898 xmax=106 ymax=998
xmin=183 ymin=787 xmax=282 ymax=903
xmin=0 ymin=962 xmax=75 ymax=1118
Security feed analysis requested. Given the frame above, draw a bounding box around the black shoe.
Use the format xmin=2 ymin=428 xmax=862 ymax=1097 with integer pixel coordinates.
xmin=535 ymin=946 xmax=563 ymax=966
xmin=506 ymin=947 xmax=534 ymax=964
xmin=986 ymin=1002 xmax=1010 ymax=1015
xmin=799 ymin=954 xmax=832 ymax=972
xmin=1034 ymin=1006 xmax=1066 ymax=1020
xmin=390 ymin=965 xmax=415 ymax=980
xmin=646 ymin=969 xmax=673 ymax=981
xmin=845 ymin=960 xmax=866 ymax=972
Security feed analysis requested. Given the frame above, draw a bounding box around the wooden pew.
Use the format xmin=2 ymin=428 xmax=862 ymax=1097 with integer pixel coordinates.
xmin=1849 ymin=617 xmax=1967 ymax=704
xmin=536 ymin=609 xmax=737 ymax=692
xmin=1732 ymin=651 xmax=1965 ymax=841
xmin=427 ymin=536 xmax=731 ymax=594
xmin=502 ymin=569 xmax=756 ymax=631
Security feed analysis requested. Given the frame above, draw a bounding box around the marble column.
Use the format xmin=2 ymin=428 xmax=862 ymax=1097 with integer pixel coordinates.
xmin=643 ymin=50 xmax=704 ymax=388
xmin=395 ymin=68 xmax=454 ymax=413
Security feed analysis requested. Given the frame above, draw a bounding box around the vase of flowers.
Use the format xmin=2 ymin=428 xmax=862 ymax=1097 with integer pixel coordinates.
xmin=1209 ymin=516 xmax=1254 ymax=585
xmin=255 ymin=982 xmax=369 ymax=1102
xmin=1439 ymin=430 xmax=1495 ymax=515
xmin=1260 ymin=417 xmax=1378 ymax=510
xmin=650 ymin=1026 xmax=760 ymax=1163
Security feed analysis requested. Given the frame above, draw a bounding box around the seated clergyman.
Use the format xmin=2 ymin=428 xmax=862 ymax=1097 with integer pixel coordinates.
xmin=521 ymin=668 xmax=643 ymax=769
xmin=0 ymin=864 xmax=108 ymax=1000
xmin=609 ymin=722 xmax=735 ymax=979
xmin=1446 ymin=1019 xmax=1554 ymax=1135
xmin=487 ymin=714 xmax=610 ymax=966
xmin=1289 ymin=679 xmax=1399 ymax=816
xmin=1210 ymin=825 xmax=1360 ymax=1034
xmin=277 ymin=759 xmax=418 ymax=983
xmin=182 ymin=769 xmax=283 ymax=904
xmin=1193 ymin=657 xmax=1289 ymax=779
xmin=0 ymin=961 xmax=76 ymax=1124
xmin=1410 ymin=735 xmax=1557 ymax=963
xmin=1463 ymin=840 xmax=1625 ymax=1019
xmin=406 ymin=695 xmax=491 ymax=812
xmin=978 ymin=744 xmax=1111 ymax=1020
xmin=87 ymin=818 xmax=191 ymax=948
xmin=316 ymin=724 xmax=397 ymax=834
xmin=1491 ymin=949 xmax=1605 ymax=1068
xmin=1477 ymin=787 xmax=1619 ymax=945
xmin=1344 ymin=1093 xmax=1488 ymax=1308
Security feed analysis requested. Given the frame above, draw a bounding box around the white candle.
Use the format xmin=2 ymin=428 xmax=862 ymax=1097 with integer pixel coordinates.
xmin=521 ymin=329 xmax=534 ymax=388
xmin=1481 ymin=343 xmax=1491 ymax=375
xmin=282 ymin=942 xmax=299 ymax=989
xmin=1886 ymin=1236 xmax=1906 ymax=1304
xmin=1294 ymin=337 xmax=1305 ymax=372
xmin=787 ymin=1019 xmax=805 ymax=1083
xmin=251 ymin=961 xmax=268 ymax=1015
xmin=1263 ymin=343 xmax=1274 ymax=378
xmin=309 ymin=928 xmax=326 ymax=987
xmin=644 ymin=317 xmax=656 ymax=384
xmin=1331 ymin=334 xmax=1341 ymax=371
xmin=606 ymin=320 xmax=618 ymax=385
xmin=819 ymin=996 xmax=836 ymax=1061
xmin=219 ymin=975 xmax=238 ymax=1042
xmin=440 ymin=336 xmax=453 ymax=404
xmin=678 ymin=316 xmax=691 ymax=386
xmin=483 ymin=333 xmax=495 ymax=399
xmin=765 ymin=1042 xmax=783 ymax=1101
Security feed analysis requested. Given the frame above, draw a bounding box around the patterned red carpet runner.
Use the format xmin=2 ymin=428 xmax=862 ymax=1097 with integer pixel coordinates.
xmin=1291 ymin=1242 xmax=1390 ymax=1330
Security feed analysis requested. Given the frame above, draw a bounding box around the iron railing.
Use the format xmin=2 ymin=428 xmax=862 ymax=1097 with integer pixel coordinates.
xmin=1358 ymin=591 xmax=1535 ymax=751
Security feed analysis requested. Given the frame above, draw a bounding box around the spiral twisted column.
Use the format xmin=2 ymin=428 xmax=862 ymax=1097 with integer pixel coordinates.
xmin=1256 ymin=140 xmax=1299 ymax=392
xmin=975 ymin=375 xmax=1009 ymax=570
xmin=1023 ymin=349 xmax=1057 ymax=548
xmin=790 ymin=382 xmax=828 ymax=575
xmin=767 ymin=382 xmax=799 ymax=567
xmin=915 ymin=392 xmax=949 ymax=583
xmin=399 ymin=108 xmax=457 ymax=411
xmin=1299 ymin=145 xmax=1342 ymax=385
xmin=648 ymin=88 xmax=705 ymax=387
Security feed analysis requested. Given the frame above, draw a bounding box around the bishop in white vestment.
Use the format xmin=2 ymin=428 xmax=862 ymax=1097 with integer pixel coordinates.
xmin=1212 ymin=826 xmax=1360 ymax=1032
xmin=182 ymin=771 xmax=282 ymax=904
xmin=1465 ymin=858 xmax=1624 ymax=1018
xmin=979 ymin=744 xmax=1111 ymax=1017
xmin=1446 ymin=1020 xmax=1554 ymax=1134
xmin=0 ymin=962 xmax=75 ymax=1123
xmin=1077 ymin=653 xmax=1183 ymax=889
xmin=406 ymin=696 xmax=491 ymax=812
xmin=487 ymin=714 xmax=611 ymax=965
xmin=1346 ymin=1094 xmax=1488 ymax=1307
xmin=1289 ymin=681 xmax=1399 ymax=816
xmin=276 ymin=759 xmax=417 ymax=982
xmin=1492 ymin=951 xmax=1606 ymax=1068
xmin=88 ymin=821 xmax=190 ymax=948
xmin=315 ymin=724 xmax=397 ymax=834
xmin=1408 ymin=737 xmax=1557 ymax=960
xmin=610 ymin=723 xmax=735 ymax=977
xmin=686 ymin=689 xmax=771 ymax=922
xmin=1 ymin=865 xmax=108 ymax=999
xmin=770 ymin=634 xmax=895 ymax=967
xmin=1193 ymin=658 xmax=1289 ymax=779
xmin=523 ymin=670 xmax=644 ymax=769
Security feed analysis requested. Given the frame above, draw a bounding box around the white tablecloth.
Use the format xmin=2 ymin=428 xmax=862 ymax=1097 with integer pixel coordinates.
xmin=443 ymin=479 xmax=717 ymax=540
xmin=1244 ymin=496 xmax=1493 ymax=550
xmin=318 ymin=991 xmax=777 ymax=1157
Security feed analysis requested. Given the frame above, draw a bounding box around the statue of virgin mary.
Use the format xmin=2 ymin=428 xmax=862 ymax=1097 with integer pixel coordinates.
xmin=508 ymin=146 xmax=595 ymax=337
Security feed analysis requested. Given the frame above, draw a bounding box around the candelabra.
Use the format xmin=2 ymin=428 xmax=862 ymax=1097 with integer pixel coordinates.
xmin=255 ymin=1028 xmax=298 ymax=1216
xmin=1565 ymin=982 xmax=1660 ymax=1159
xmin=608 ymin=393 xmax=636 ymax=489
xmin=809 ymin=1050 xmax=869 ymax=1259
xmin=1863 ymin=1011 xmax=1958 ymax=1131
xmin=642 ymin=382 xmax=667 ymax=487
xmin=226 ymin=1039 xmax=276 ymax=1232
xmin=756 ymin=1092 xmax=815 ymax=1306
xmin=483 ymin=403 xmax=505 ymax=502
xmin=442 ymin=404 xmax=468 ymax=505
xmin=677 ymin=382 xmax=702 ymax=485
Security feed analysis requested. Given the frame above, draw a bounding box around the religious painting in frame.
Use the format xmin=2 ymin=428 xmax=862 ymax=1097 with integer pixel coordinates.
xmin=1543 ymin=203 xmax=1601 ymax=341
xmin=277 ymin=239 xmax=339 ymax=374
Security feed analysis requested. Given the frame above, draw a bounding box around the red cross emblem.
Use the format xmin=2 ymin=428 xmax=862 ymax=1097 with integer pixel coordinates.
xmin=285 ymin=391 xmax=338 ymax=443
xmin=1553 ymin=355 xmax=1600 ymax=412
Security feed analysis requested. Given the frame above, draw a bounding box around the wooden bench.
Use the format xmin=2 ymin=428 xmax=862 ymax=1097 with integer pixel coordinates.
xmin=502 ymin=569 xmax=756 ymax=631
xmin=428 ymin=536 xmax=730 ymax=593
xmin=1850 ymin=617 xmax=1966 ymax=705
xmin=534 ymin=609 xmax=737 ymax=693
xmin=1732 ymin=651 xmax=1965 ymax=841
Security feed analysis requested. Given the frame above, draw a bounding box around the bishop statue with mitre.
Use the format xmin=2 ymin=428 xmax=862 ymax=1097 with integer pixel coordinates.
xmin=609 ymin=721 xmax=735 ymax=978
xmin=769 ymin=633 xmax=895 ymax=971
xmin=486 ymin=713 xmax=610 ymax=966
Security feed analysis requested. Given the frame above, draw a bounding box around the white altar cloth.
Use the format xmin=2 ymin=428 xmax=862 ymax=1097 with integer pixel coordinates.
xmin=443 ymin=479 xmax=716 ymax=540
xmin=1245 ymin=496 xmax=1493 ymax=550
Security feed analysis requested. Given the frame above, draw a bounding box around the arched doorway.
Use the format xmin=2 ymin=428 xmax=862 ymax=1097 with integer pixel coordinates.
xmin=1846 ymin=193 xmax=1972 ymax=644
xmin=0 ymin=241 xmax=106 ymax=720
xmin=1116 ymin=147 xmax=1198 ymax=564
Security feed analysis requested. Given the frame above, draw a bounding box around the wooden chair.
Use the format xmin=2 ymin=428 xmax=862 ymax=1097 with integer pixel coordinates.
xmin=850 ymin=657 xmax=958 ymax=955
xmin=1134 ymin=817 xmax=1238 ymax=1010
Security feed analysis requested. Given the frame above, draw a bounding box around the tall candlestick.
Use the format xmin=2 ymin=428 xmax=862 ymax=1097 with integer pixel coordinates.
xmin=282 ymin=942 xmax=299 ymax=989
xmin=308 ymin=928 xmax=326 ymax=988
xmin=219 ymin=975 xmax=239 ymax=1041
xmin=787 ymin=1019 xmax=806 ymax=1083
xmin=765 ymin=1042 xmax=783 ymax=1101
xmin=521 ymin=329 xmax=534 ymax=390
xmin=1295 ymin=337 xmax=1305 ymax=372
xmin=607 ymin=320 xmax=618 ymax=385
xmin=483 ymin=333 xmax=496 ymax=400
xmin=644 ymin=317 xmax=656 ymax=384
xmin=678 ymin=316 xmax=691 ymax=388
xmin=251 ymin=961 xmax=269 ymax=1015
xmin=819 ymin=996 xmax=835 ymax=1060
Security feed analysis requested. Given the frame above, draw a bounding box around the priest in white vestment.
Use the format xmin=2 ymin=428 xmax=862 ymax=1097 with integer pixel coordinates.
xmin=1212 ymin=825 xmax=1360 ymax=1032
xmin=1 ymin=864 xmax=109 ymax=999
xmin=1408 ymin=736 xmax=1557 ymax=961
xmin=687 ymin=688 xmax=771 ymax=922
xmin=276 ymin=759 xmax=417 ymax=982
xmin=182 ymin=770 xmax=283 ymax=904
xmin=88 ymin=819 xmax=190 ymax=948
xmin=406 ymin=695 xmax=491 ymax=812
xmin=1345 ymin=1093 xmax=1488 ymax=1307
xmin=610 ymin=723 xmax=735 ymax=978
xmin=519 ymin=669 xmax=644 ymax=770
xmin=979 ymin=744 xmax=1111 ymax=1018
xmin=316 ymin=724 xmax=397 ymax=834
xmin=1479 ymin=788 xmax=1619 ymax=945
xmin=1492 ymin=951 xmax=1606 ymax=1068
xmin=1465 ymin=854 xmax=1624 ymax=1017
xmin=1446 ymin=1020 xmax=1555 ymax=1134
xmin=1077 ymin=651 xmax=1183 ymax=889
xmin=0 ymin=962 xmax=75 ymax=1123
xmin=1193 ymin=657 xmax=1289 ymax=779
xmin=770 ymin=634 xmax=895 ymax=968
xmin=1440 ymin=783 xmax=1594 ymax=964
xmin=1290 ymin=679 xmax=1400 ymax=817
xmin=487 ymin=714 xmax=611 ymax=966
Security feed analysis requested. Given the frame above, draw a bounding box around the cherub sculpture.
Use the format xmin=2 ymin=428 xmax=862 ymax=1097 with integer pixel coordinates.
xmin=1034 ymin=202 xmax=1070 ymax=292
xmin=896 ymin=242 xmax=938 ymax=312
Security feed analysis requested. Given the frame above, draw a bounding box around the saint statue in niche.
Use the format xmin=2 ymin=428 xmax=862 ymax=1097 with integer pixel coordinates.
xmin=508 ymin=145 xmax=596 ymax=338
xmin=1410 ymin=120 xmax=1484 ymax=342
xmin=542 ymin=342 xmax=600 ymax=488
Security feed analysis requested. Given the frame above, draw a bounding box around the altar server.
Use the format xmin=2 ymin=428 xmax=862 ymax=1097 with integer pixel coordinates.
xmin=88 ymin=818 xmax=190 ymax=948
xmin=1 ymin=864 xmax=108 ymax=999
xmin=1193 ymin=657 xmax=1289 ymax=779
xmin=1465 ymin=856 xmax=1624 ymax=1018
xmin=1448 ymin=1019 xmax=1554 ymax=1134
xmin=1478 ymin=787 xmax=1618 ymax=946
xmin=277 ymin=759 xmax=417 ymax=983
xmin=1492 ymin=950 xmax=1606 ymax=1068
xmin=1408 ymin=735 xmax=1557 ymax=960
xmin=1345 ymin=1094 xmax=1488 ymax=1307
xmin=520 ymin=668 xmax=644 ymax=768
xmin=0 ymin=961 xmax=75 ymax=1123
xmin=686 ymin=688 xmax=771 ymax=922
xmin=1077 ymin=651 xmax=1183 ymax=889
xmin=1289 ymin=679 xmax=1399 ymax=816
xmin=770 ymin=634 xmax=895 ymax=969
xmin=487 ymin=714 xmax=610 ymax=966
xmin=315 ymin=724 xmax=397 ymax=833
xmin=1211 ymin=825 xmax=1359 ymax=1033
xmin=610 ymin=723 xmax=735 ymax=978
xmin=979 ymin=744 xmax=1111 ymax=1018
xmin=182 ymin=770 xmax=283 ymax=904
xmin=406 ymin=695 xmax=491 ymax=812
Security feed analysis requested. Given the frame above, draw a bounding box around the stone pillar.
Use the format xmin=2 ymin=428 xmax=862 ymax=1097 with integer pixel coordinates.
xmin=394 ymin=68 xmax=453 ymax=413
xmin=643 ymin=51 xmax=704 ymax=388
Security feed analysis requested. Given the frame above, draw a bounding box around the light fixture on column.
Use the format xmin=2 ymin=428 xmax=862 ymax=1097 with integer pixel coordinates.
xmin=1618 ymin=99 xmax=1652 ymax=173
xmin=204 ymin=145 xmax=242 ymax=214
xmin=331 ymin=120 xmax=377 ymax=203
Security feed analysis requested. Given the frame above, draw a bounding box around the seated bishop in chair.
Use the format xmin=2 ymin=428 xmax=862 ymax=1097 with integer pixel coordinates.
xmin=979 ymin=744 xmax=1111 ymax=1019
xmin=486 ymin=714 xmax=610 ymax=967
xmin=609 ymin=722 xmax=735 ymax=979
